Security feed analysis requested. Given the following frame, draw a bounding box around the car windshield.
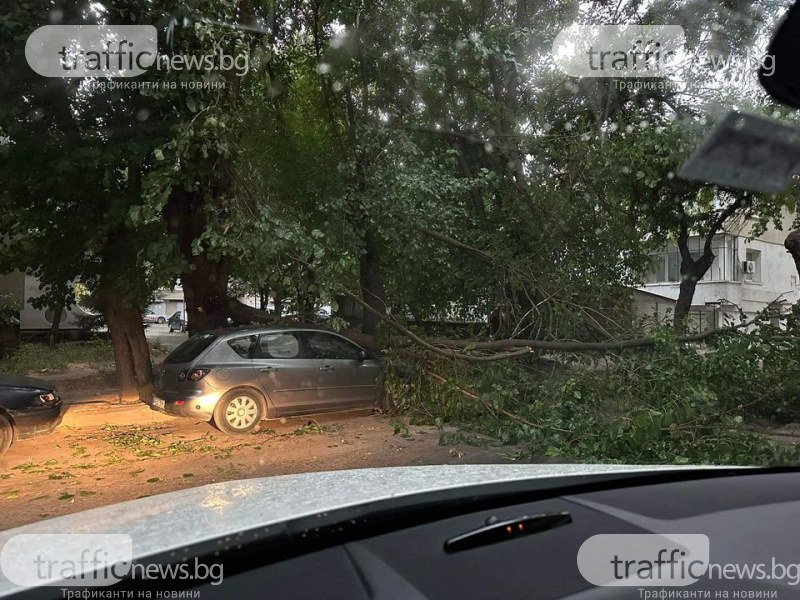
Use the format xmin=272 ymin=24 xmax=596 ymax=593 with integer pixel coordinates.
xmin=3 ymin=0 xmax=800 ymax=594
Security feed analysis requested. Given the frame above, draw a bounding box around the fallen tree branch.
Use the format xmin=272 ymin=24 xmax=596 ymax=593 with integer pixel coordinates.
xmin=423 ymin=369 xmax=583 ymax=436
xmin=345 ymin=290 xmax=789 ymax=357
xmin=344 ymin=291 xmax=534 ymax=362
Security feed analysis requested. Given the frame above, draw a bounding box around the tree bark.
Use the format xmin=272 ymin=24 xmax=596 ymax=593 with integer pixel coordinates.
xmin=359 ymin=227 xmax=386 ymax=335
xmin=181 ymin=255 xmax=231 ymax=334
xmin=103 ymin=295 xmax=153 ymax=403
xmin=164 ymin=186 xmax=231 ymax=334
xmin=785 ymin=230 xmax=800 ymax=280
xmin=673 ymin=249 xmax=715 ymax=332
xmin=49 ymin=304 xmax=62 ymax=348
xmin=673 ymin=276 xmax=700 ymax=331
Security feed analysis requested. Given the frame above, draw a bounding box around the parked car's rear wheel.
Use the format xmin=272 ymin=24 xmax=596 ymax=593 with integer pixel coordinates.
xmin=213 ymin=388 xmax=264 ymax=434
xmin=157 ymin=316 xmax=166 ymax=324
xmin=0 ymin=413 xmax=14 ymax=454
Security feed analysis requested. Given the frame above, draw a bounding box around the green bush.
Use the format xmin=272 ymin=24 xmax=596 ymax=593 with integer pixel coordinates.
xmin=0 ymin=294 xmax=21 ymax=327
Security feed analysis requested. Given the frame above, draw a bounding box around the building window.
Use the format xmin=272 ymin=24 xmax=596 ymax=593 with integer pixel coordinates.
xmin=651 ymin=252 xmax=681 ymax=283
xmin=744 ymin=249 xmax=761 ymax=282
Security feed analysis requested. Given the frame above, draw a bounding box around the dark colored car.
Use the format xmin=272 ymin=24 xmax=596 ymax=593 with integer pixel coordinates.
xmin=167 ymin=311 xmax=186 ymax=332
xmin=0 ymin=374 xmax=63 ymax=454
xmin=149 ymin=327 xmax=382 ymax=433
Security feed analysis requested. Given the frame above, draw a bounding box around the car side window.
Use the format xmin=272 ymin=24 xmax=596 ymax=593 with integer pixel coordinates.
xmin=255 ymin=333 xmax=301 ymax=359
xmin=227 ymin=335 xmax=256 ymax=359
xmin=305 ymin=332 xmax=362 ymax=360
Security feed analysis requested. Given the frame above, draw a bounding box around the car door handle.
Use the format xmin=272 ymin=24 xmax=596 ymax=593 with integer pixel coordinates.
xmin=319 ymin=366 xmax=334 ymax=372
xmin=260 ymin=366 xmax=279 ymax=372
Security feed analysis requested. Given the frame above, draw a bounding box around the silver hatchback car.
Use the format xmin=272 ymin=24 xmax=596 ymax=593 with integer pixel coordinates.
xmin=149 ymin=327 xmax=383 ymax=433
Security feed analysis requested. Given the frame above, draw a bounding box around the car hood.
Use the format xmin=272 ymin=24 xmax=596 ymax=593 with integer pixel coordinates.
xmin=0 ymin=374 xmax=52 ymax=391
xmin=0 ymin=464 xmax=711 ymax=594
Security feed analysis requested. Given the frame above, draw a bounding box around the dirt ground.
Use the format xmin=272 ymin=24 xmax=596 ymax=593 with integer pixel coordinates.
xmin=0 ymin=410 xmax=527 ymax=530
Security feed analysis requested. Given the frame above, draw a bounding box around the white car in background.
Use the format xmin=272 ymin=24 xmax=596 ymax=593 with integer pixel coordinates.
xmin=142 ymin=311 xmax=167 ymax=325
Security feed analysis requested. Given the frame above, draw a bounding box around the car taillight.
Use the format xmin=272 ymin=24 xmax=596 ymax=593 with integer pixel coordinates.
xmin=39 ymin=392 xmax=57 ymax=402
xmin=178 ymin=369 xmax=210 ymax=382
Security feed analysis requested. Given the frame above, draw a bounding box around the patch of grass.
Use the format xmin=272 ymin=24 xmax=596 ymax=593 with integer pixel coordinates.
xmin=0 ymin=340 xmax=114 ymax=375
xmin=77 ymin=490 xmax=96 ymax=497
xmin=129 ymin=468 xmax=145 ymax=477
xmin=146 ymin=477 xmax=160 ymax=484
xmin=5 ymin=490 xmax=20 ymax=499
xmin=47 ymin=472 xmax=74 ymax=480
xmin=57 ymin=492 xmax=75 ymax=501
xmin=182 ymin=473 xmax=194 ymax=478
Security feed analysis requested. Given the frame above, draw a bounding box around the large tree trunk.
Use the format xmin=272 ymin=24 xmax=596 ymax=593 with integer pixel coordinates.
xmin=673 ymin=249 xmax=714 ymax=332
xmin=103 ymin=295 xmax=153 ymax=403
xmin=785 ymin=230 xmax=800 ymax=280
xmin=359 ymin=227 xmax=386 ymax=335
xmin=164 ymin=186 xmax=231 ymax=334
xmin=673 ymin=277 xmax=700 ymax=331
xmin=181 ymin=255 xmax=231 ymax=334
xmin=49 ymin=303 xmax=62 ymax=348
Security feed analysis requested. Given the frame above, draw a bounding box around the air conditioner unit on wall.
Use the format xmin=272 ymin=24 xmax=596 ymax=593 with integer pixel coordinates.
xmin=743 ymin=260 xmax=756 ymax=274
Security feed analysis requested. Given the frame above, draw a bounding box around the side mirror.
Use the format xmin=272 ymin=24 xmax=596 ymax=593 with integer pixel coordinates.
xmin=358 ymin=350 xmax=368 ymax=362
